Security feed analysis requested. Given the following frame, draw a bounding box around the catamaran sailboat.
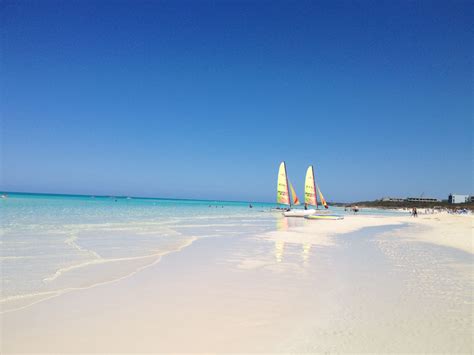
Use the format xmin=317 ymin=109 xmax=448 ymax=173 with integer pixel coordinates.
xmin=276 ymin=162 xmax=314 ymax=217
xmin=303 ymin=165 xmax=344 ymax=220
xmin=277 ymin=162 xmax=343 ymax=219
xmin=303 ymin=165 xmax=329 ymax=209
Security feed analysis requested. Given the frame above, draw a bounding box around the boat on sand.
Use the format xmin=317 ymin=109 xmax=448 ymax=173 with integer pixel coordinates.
xmin=277 ymin=163 xmax=343 ymax=219
xmin=276 ymin=162 xmax=314 ymax=217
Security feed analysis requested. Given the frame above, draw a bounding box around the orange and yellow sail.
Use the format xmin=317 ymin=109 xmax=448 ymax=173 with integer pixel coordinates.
xmin=304 ymin=166 xmax=318 ymax=207
xmin=305 ymin=165 xmax=329 ymax=209
xmin=289 ymin=181 xmax=300 ymax=205
xmin=278 ymin=162 xmax=324 ymax=208
xmin=317 ymin=186 xmax=328 ymax=209
xmin=277 ymin=162 xmax=290 ymax=205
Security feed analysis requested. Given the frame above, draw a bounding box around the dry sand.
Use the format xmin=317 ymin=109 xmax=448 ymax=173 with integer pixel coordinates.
xmin=1 ymin=213 xmax=472 ymax=353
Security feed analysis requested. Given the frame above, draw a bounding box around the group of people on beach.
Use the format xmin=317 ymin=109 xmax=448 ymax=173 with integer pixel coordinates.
xmin=404 ymin=207 xmax=471 ymax=216
xmin=343 ymin=206 xmax=359 ymax=214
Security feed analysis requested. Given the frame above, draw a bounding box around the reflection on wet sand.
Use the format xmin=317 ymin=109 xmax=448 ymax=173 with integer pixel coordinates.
xmin=302 ymin=242 xmax=311 ymax=264
xmin=275 ymin=240 xmax=285 ymax=263
xmin=276 ymin=215 xmax=289 ymax=231
xmin=275 ymin=216 xmax=313 ymax=265
xmin=275 ymin=217 xmax=288 ymax=262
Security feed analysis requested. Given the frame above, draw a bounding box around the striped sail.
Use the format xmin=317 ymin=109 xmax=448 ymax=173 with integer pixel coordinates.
xmin=289 ymin=181 xmax=300 ymax=205
xmin=304 ymin=165 xmax=318 ymax=207
xmin=317 ymin=185 xmax=328 ymax=209
xmin=277 ymin=162 xmax=290 ymax=205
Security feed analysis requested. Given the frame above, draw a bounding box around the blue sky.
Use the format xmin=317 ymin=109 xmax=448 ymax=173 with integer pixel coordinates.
xmin=1 ymin=0 xmax=472 ymax=202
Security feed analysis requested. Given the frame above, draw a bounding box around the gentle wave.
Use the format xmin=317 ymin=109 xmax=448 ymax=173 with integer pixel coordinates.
xmin=42 ymin=253 xmax=165 ymax=282
xmin=0 ymin=236 xmax=197 ymax=313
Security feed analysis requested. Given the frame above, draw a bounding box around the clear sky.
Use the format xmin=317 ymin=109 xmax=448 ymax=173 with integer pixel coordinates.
xmin=1 ymin=0 xmax=472 ymax=202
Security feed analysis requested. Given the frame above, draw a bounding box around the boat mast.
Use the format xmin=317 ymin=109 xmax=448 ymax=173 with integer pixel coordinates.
xmin=284 ymin=161 xmax=291 ymax=208
xmin=312 ymin=165 xmax=319 ymax=210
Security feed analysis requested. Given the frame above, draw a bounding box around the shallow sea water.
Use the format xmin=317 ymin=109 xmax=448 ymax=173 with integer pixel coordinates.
xmin=0 ymin=193 xmax=408 ymax=313
xmin=0 ymin=193 xmax=279 ymax=312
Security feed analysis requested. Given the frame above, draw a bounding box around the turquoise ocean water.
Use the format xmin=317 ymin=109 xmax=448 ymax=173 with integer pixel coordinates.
xmin=0 ymin=192 xmax=406 ymax=313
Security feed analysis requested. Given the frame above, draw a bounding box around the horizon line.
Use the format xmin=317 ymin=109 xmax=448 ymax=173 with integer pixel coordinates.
xmin=0 ymin=189 xmax=360 ymax=205
xmin=0 ymin=189 xmax=277 ymax=205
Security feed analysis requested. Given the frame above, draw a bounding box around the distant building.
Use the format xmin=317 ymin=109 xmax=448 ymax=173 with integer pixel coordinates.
xmin=448 ymin=194 xmax=470 ymax=204
xmin=381 ymin=197 xmax=405 ymax=202
xmin=406 ymin=197 xmax=439 ymax=203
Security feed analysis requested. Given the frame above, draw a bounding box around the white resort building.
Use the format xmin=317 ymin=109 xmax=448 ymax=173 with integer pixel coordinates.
xmin=406 ymin=197 xmax=439 ymax=203
xmin=448 ymin=194 xmax=471 ymax=204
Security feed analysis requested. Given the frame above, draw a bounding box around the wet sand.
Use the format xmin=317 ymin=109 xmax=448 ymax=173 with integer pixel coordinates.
xmin=1 ymin=213 xmax=472 ymax=353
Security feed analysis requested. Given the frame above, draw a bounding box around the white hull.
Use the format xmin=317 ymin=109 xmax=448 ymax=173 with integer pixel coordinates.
xmin=283 ymin=209 xmax=316 ymax=217
xmin=305 ymin=214 xmax=344 ymax=220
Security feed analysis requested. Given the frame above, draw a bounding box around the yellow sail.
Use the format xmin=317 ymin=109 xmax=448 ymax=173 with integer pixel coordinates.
xmin=277 ymin=162 xmax=290 ymax=205
xmin=289 ymin=181 xmax=300 ymax=205
xmin=304 ymin=165 xmax=318 ymax=207
xmin=317 ymin=185 xmax=328 ymax=209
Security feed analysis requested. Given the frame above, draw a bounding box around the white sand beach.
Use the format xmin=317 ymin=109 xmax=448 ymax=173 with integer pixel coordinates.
xmin=1 ymin=212 xmax=472 ymax=353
